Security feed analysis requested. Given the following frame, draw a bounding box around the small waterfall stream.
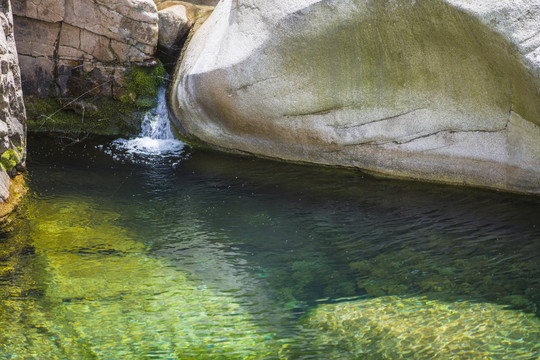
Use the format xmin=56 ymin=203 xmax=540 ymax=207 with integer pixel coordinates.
xmin=110 ymin=82 xmax=185 ymax=158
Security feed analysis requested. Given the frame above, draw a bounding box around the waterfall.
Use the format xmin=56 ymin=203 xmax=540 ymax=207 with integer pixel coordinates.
xmin=110 ymin=81 xmax=185 ymax=158
xmin=138 ymin=84 xmax=177 ymax=141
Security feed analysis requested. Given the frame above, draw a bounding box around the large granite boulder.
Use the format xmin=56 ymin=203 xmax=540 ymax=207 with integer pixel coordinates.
xmin=12 ymin=0 xmax=163 ymax=135
xmin=0 ymin=0 xmax=26 ymax=206
xmin=170 ymin=0 xmax=540 ymax=194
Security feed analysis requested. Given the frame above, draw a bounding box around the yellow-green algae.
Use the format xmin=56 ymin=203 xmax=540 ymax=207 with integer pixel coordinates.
xmin=304 ymin=296 xmax=540 ymax=359
xmin=0 ymin=148 xmax=22 ymax=172
xmin=0 ymin=197 xmax=284 ymax=359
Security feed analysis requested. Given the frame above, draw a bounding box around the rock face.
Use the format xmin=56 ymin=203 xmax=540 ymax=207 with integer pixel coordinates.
xmin=0 ymin=0 xmax=26 ymax=203
xmin=170 ymin=0 xmax=540 ymax=195
xmin=12 ymin=0 xmax=158 ymax=98
xmin=12 ymin=0 xmax=163 ymax=135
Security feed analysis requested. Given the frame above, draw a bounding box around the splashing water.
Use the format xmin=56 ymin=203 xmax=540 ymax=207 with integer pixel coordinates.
xmin=108 ymin=81 xmax=185 ymax=160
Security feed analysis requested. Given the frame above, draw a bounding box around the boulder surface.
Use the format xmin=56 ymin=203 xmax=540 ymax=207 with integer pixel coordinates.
xmin=170 ymin=0 xmax=540 ymax=194
xmin=0 ymin=0 xmax=26 ymax=204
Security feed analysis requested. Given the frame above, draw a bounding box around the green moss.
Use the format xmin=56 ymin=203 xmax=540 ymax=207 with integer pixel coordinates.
xmin=25 ymin=96 xmax=145 ymax=136
xmin=0 ymin=148 xmax=22 ymax=172
xmin=120 ymin=61 xmax=166 ymax=108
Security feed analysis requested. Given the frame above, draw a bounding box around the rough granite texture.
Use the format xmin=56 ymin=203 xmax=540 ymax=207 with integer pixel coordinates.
xmin=12 ymin=0 xmax=159 ymax=99
xmin=0 ymin=0 xmax=26 ymax=203
xmin=170 ymin=0 xmax=540 ymax=195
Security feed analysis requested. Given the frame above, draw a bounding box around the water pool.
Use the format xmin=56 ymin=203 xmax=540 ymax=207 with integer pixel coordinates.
xmin=0 ymin=134 xmax=538 ymax=359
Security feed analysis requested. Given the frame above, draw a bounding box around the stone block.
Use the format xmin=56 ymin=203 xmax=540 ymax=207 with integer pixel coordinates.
xmin=58 ymin=45 xmax=85 ymax=60
xmin=25 ymin=0 xmax=65 ymax=23
xmin=18 ymin=54 xmax=55 ymax=96
xmin=80 ymin=29 xmax=114 ymax=62
xmin=13 ymin=16 xmax=59 ymax=57
xmin=59 ymin=23 xmax=80 ymax=49
xmin=64 ymin=0 xmax=158 ymax=48
xmin=110 ymin=39 xmax=147 ymax=62
xmin=158 ymin=5 xmax=191 ymax=50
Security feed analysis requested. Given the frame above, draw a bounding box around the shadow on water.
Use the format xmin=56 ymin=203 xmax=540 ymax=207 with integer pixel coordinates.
xmin=0 ymin=134 xmax=538 ymax=359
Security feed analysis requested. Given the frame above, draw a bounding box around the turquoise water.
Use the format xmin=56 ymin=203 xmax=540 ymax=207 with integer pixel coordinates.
xmin=0 ymin=134 xmax=539 ymax=359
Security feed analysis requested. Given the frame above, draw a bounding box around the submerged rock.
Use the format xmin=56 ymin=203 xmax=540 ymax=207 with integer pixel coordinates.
xmin=170 ymin=0 xmax=540 ymax=194
xmin=304 ymin=296 xmax=540 ymax=359
xmin=0 ymin=196 xmax=284 ymax=358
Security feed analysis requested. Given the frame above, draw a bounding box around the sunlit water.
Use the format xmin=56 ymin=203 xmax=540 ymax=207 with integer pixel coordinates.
xmin=0 ymin=130 xmax=539 ymax=358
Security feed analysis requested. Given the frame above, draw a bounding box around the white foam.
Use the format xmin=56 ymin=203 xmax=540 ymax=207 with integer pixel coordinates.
xmin=106 ymin=80 xmax=186 ymax=162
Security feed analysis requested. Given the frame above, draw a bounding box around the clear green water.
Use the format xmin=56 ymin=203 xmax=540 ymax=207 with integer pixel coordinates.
xmin=0 ymin=135 xmax=539 ymax=359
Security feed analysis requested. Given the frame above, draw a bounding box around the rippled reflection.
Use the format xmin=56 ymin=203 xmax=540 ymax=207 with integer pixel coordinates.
xmin=0 ymin=135 xmax=538 ymax=359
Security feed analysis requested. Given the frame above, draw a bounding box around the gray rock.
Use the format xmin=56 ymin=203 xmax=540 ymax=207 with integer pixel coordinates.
xmin=158 ymin=5 xmax=191 ymax=51
xmin=0 ymin=0 xmax=27 ymax=204
xmin=170 ymin=0 xmax=540 ymax=195
xmin=0 ymin=170 xmax=9 ymax=202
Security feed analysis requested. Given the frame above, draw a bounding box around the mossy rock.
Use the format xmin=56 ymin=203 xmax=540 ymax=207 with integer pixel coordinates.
xmin=25 ymin=62 xmax=167 ymax=136
xmin=25 ymin=96 xmax=144 ymax=136
xmin=0 ymin=148 xmax=22 ymax=172
xmin=120 ymin=62 xmax=167 ymax=109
